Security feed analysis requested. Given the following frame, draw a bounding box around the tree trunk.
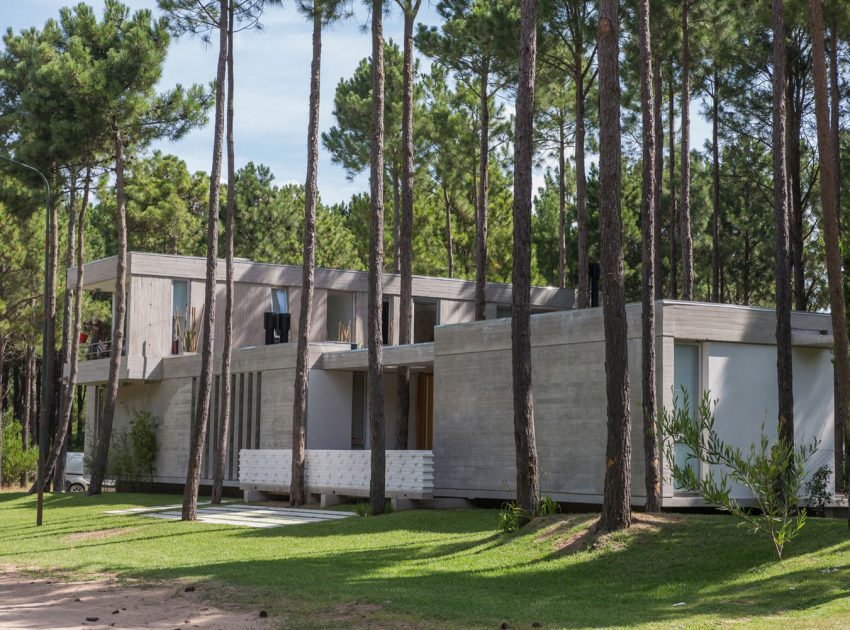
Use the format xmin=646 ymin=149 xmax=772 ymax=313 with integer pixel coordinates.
xmin=52 ymin=170 xmax=78 ymax=492
xmin=442 ymin=186 xmax=454 ymax=278
xmin=638 ymin=0 xmax=660 ymax=513
xmin=575 ymin=50 xmax=589 ymax=308
xmin=0 ymin=336 xmax=6 ymax=488
xmin=558 ymin=119 xmax=567 ymax=289
xmin=711 ymin=68 xmax=721 ymax=304
xmin=808 ymin=0 xmax=850 ymax=527
xmin=511 ymin=0 xmax=540 ymax=519
xmin=668 ymin=73 xmax=678 ymax=300
xmin=290 ymin=6 xmax=322 ymax=507
xmin=680 ymin=0 xmax=693 ymax=301
xmin=396 ymin=2 xmax=419 ymax=451
xmin=828 ymin=15 xmax=841 ymax=223
xmin=653 ymin=53 xmax=664 ymax=300
xmin=597 ymin=0 xmax=632 ymax=534
xmin=368 ymin=0 xmax=387 ymax=515
xmin=37 ymin=168 xmax=59 ymax=502
xmin=392 ymin=161 xmax=401 ymax=273
xmin=43 ymin=169 xmax=91 ymax=489
xmin=772 ymin=0 xmax=794 ymax=451
xmin=786 ymin=74 xmax=806 ymax=312
xmin=474 ymin=62 xmax=490 ymax=321
xmin=182 ymin=0 xmax=227 ymax=520
xmin=89 ymin=128 xmax=128 ymax=495
xmin=21 ymin=346 xmax=33 ymax=487
xmin=212 ymin=0 xmax=237 ymax=506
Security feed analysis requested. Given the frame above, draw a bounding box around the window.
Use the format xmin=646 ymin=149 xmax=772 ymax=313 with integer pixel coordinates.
xmin=673 ymin=343 xmax=701 ymax=489
xmin=496 ymin=305 xmax=512 ymax=319
xmin=413 ymin=298 xmax=438 ymax=343
xmin=271 ymin=288 xmax=288 ymax=314
xmin=326 ymin=291 xmax=354 ymax=342
xmin=171 ymin=280 xmax=189 ymax=354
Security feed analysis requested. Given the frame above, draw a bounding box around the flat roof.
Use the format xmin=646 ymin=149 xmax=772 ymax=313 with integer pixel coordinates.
xmin=68 ymin=252 xmax=575 ymax=308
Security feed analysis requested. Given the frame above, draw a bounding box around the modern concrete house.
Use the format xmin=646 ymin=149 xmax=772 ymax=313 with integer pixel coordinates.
xmin=69 ymin=252 xmax=839 ymax=507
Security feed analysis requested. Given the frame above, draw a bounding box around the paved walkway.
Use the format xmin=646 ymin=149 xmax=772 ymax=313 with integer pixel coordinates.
xmin=105 ymin=503 xmax=354 ymax=528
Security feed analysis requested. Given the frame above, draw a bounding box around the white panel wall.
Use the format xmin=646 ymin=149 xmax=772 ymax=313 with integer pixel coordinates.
xmin=706 ymin=342 xmax=835 ymax=497
xmin=306 ymin=370 xmax=353 ymax=449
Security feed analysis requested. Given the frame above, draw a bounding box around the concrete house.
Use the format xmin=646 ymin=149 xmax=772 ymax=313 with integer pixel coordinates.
xmin=69 ymin=252 xmax=839 ymax=507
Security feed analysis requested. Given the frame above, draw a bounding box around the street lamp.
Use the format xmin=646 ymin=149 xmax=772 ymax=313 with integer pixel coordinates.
xmin=0 ymin=154 xmax=51 ymax=527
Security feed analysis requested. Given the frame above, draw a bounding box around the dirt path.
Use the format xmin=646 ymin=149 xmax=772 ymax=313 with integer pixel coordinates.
xmin=0 ymin=568 xmax=271 ymax=629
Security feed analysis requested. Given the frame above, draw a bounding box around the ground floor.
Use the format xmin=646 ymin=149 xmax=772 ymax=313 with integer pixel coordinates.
xmin=82 ymin=300 xmax=839 ymax=507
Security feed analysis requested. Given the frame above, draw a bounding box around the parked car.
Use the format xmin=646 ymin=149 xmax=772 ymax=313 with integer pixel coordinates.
xmin=65 ymin=451 xmax=89 ymax=493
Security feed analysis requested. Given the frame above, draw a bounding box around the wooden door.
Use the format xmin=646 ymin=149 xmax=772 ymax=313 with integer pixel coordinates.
xmin=416 ymin=373 xmax=434 ymax=450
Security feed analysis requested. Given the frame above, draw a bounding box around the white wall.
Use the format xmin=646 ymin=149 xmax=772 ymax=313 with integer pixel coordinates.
xmin=306 ymin=369 xmax=353 ymax=449
xmin=706 ymin=342 xmax=835 ymax=497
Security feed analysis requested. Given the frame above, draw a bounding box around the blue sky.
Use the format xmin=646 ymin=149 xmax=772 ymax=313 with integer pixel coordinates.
xmin=5 ymin=1 xmax=710 ymax=206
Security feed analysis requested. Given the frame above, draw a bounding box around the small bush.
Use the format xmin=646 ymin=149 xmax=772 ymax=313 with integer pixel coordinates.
xmin=1 ymin=420 xmax=38 ymax=486
xmin=354 ymin=499 xmax=393 ymax=516
xmin=105 ymin=409 xmax=159 ymax=491
xmin=658 ymin=389 xmax=817 ymax=561
xmin=805 ymin=465 xmax=842 ymax=516
xmin=539 ymin=495 xmax=560 ymax=516
xmin=498 ymin=501 xmax=529 ymax=533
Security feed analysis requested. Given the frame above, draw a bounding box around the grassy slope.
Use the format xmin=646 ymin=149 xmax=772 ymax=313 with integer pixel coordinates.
xmin=1 ymin=492 xmax=849 ymax=629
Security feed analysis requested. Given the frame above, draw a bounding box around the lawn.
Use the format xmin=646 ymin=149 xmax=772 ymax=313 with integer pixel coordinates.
xmin=1 ymin=492 xmax=849 ymax=629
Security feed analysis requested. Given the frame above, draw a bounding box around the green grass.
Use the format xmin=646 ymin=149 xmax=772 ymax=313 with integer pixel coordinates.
xmin=1 ymin=492 xmax=850 ymax=628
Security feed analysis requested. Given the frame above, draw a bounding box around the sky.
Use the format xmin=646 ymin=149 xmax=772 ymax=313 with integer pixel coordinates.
xmin=4 ymin=0 xmax=711 ymax=206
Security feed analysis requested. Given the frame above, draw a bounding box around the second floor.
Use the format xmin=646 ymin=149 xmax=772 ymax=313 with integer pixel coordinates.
xmin=70 ymin=252 xmax=575 ymax=360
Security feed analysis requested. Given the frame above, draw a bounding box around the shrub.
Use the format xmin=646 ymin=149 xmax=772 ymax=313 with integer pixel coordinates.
xmin=105 ymin=409 xmax=159 ymax=491
xmin=538 ymin=495 xmax=560 ymax=516
xmin=658 ymin=389 xmax=817 ymax=561
xmin=1 ymin=420 xmax=38 ymax=486
xmin=804 ymin=465 xmax=844 ymax=516
xmin=353 ymin=499 xmax=393 ymax=516
xmin=497 ymin=501 xmax=529 ymax=533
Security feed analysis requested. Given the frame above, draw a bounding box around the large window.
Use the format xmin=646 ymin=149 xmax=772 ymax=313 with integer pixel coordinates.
xmin=326 ymin=291 xmax=354 ymax=342
xmin=271 ymin=288 xmax=288 ymax=314
xmin=413 ymin=298 xmax=438 ymax=343
xmin=171 ymin=280 xmax=189 ymax=354
xmin=673 ymin=343 xmax=701 ymax=489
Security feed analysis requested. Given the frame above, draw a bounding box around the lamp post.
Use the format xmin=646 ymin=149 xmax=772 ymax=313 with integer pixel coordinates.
xmin=1 ymin=154 xmax=51 ymax=527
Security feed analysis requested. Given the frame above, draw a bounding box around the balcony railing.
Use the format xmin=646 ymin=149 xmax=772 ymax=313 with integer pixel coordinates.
xmin=79 ymin=338 xmax=112 ymax=361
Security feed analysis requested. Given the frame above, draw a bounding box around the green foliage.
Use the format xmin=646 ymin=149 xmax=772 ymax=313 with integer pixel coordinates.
xmin=658 ymin=389 xmax=817 ymax=560
xmin=497 ymin=501 xmax=529 ymax=533
xmin=538 ymin=495 xmax=560 ymax=517
xmin=804 ymin=465 xmax=839 ymax=516
xmin=1 ymin=421 xmax=38 ymax=486
xmin=105 ymin=409 xmax=159 ymax=490
xmin=354 ymin=499 xmax=394 ymax=517
xmin=93 ymin=152 xmax=207 ymax=257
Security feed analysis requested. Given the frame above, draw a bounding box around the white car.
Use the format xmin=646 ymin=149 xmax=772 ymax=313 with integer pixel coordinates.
xmin=65 ymin=451 xmax=89 ymax=492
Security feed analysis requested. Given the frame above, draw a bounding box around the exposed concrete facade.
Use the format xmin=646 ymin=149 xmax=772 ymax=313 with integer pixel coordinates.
xmin=73 ymin=254 xmax=838 ymax=506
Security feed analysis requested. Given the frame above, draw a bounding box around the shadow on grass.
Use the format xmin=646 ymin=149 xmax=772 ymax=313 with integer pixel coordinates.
xmin=4 ymin=492 xmax=850 ymax=628
xmin=135 ymin=513 xmax=850 ymax=627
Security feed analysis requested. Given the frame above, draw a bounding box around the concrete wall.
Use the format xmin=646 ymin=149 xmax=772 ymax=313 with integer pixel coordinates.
xmin=432 ymin=305 xmax=652 ymax=503
xmin=86 ymin=342 xmax=348 ymax=486
xmin=431 ymin=301 xmax=835 ymax=505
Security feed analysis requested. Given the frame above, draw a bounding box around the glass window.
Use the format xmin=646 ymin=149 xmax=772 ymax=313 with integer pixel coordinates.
xmin=496 ymin=305 xmax=512 ymax=319
xmin=413 ymin=298 xmax=438 ymax=343
xmin=171 ymin=280 xmax=189 ymax=353
xmin=326 ymin=291 xmax=354 ymax=342
xmin=271 ymin=288 xmax=288 ymax=314
xmin=673 ymin=343 xmax=701 ymax=489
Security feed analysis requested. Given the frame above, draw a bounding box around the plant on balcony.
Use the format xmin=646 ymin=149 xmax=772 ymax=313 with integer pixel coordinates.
xmin=174 ymin=306 xmax=201 ymax=353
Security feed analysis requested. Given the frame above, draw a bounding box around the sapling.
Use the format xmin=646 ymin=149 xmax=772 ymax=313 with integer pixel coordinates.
xmin=658 ymin=389 xmax=817 ymax=560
